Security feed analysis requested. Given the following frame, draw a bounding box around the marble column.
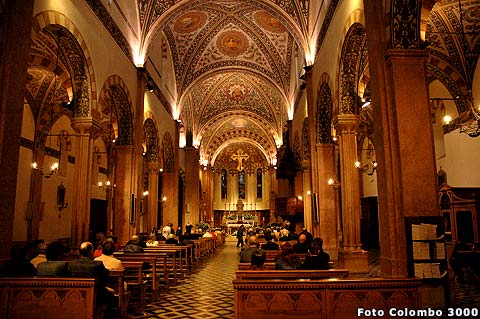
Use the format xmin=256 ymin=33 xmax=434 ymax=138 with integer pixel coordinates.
xmin=301 ymin=160 xmax=312 ymax=233
xmin=334 ymin=114 xmax=368 ymax=272
xmin=146 ymin=161 xmax=159 ymax=232
xmin=0 ymin=0 xmax=34 ymax=259
xmin=27 ymin=147 xmax=45 ymax=241
xmin=184 ymin=145 xmax=200 ymax=225
xmin=314 ymin=144 xmax=338 ymax=257
xmin=133 ymin=68 xmax=147 ymax=233
xmin=364 ymin=0 xmax=438 ymax=276
xmin=71 ymin=117 xmax=99 ymax=247
xmin=268 ymin=166 xmax=277 ymax=222
xmin=113 ymin=145 xmax=134 ymax=245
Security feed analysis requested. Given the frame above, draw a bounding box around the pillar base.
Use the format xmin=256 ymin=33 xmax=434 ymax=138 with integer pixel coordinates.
xmin=339 ymin=249 xmax=369 ymax=274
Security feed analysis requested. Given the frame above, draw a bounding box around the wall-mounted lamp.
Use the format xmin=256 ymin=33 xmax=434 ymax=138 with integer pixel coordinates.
xmin=142 ymin=190 xmax=149 ymax=197
xmin=98 ymin=180 xmax=111 ymax=191
xmin=34 ymin=161 xmax=59 ymax=179
xmin=327 ymin=177 xmax=341 ymax=190
xmin=162 ymin=196 xmax=167 ymax=202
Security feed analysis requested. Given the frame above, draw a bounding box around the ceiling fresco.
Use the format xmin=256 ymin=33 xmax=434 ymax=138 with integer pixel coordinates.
xmin=426 ymin=0 xmax=480 ymax=114
xmin=140 ymin=0 xmax=306 ymax=166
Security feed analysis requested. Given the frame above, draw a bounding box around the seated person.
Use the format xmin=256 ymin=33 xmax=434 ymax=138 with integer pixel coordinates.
xmin=37 ymin=241 xmax=69 ymax=276
xmin=278 ymin=228 xmax=290 ymax=241
xmin=301 ymin=238 xmax=330 ymax=270
xmin=165 ymin=234 xmax=179 ymax=244
xmin=124 ymin=235 xmax=144 ymax=252
xmin=293 ymin=233 xmax=311 ymax=254
xmin=240 ymin=235 xmax=264 ymax=263
xmin=146 ymin=234 xmax=159 ymax=247
xmin=95 ymin=241 xmax=123 ymax=271
xmin=261 ymin=232 xmax=280 ymax=250
xmin=275 ymin=243 xmax=302 ymax=270
xmin=68 ymin=242 xmax=115 ymax=319
xmin=30 ymin=242 xmax=47 ymax=268
xmin=0 ymin=243 xmax=37 ymax=277
xmin=250 ymin=249 xmax=266 ymax=270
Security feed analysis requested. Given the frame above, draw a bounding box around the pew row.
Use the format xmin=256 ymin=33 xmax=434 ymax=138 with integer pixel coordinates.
xmin=235 ymin=269 xmax=349 ymax=279
xmin=233 ymin=277 xmax=422 ymax=319
xmin=0 ymin=277 xmax=99 ymax=319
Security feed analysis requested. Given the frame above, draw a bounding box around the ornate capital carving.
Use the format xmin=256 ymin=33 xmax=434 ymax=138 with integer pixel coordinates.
xmin=71 ymin=117 xmax=101 ymax=136
xmin=333 ymin=114 xmax=360 ymax=133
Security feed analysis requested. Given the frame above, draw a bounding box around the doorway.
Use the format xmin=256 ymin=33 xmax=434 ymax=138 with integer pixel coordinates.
xmin=90 ymin=199 xmax=107 ymax=242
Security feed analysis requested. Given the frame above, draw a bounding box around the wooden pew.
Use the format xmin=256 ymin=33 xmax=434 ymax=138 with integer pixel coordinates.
xmin=146 ymin=245 xmax=192 ymax=278
xmin=114 ymin=253 xmax=167 ymax=292
xmin=233 ymin=276 xmax=422 ymax=319
xmin=0 ymin=277 xmax=98 ymax=319
xmin=119 ymin=260 xmax=146 ymax=311
xmin=107 ymin=270 xmax=129 ymax=318
xmin=264 ymin=250 xmax=307 ymax=263
xmin=235 ymin=269 xmax=349 ymax=279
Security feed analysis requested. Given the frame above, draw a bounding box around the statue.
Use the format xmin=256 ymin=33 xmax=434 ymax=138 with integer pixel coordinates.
xmin=237 ymin=198 xmax=244 ymax=216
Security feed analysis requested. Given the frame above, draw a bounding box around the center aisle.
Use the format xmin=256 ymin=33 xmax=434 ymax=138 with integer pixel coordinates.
xmin=139 ymin=239 xmax=239 ymax=319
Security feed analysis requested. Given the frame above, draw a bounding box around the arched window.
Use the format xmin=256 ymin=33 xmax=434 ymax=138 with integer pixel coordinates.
xmin=256 ymin=168 xmax=262 ymax=199
xmin=221 ymin=169 xmax=227 ymax=199
xmin=238 ymin=170 xmax=245 ymax=199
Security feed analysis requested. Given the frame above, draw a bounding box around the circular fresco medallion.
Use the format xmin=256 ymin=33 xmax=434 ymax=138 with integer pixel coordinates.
xmin=254 ymin=11 xmax=286 ymax=33
xmin=216 ymin=30 xmax=249 ymax=57
xmin=173 ymin=11 xmax=208 ymax=34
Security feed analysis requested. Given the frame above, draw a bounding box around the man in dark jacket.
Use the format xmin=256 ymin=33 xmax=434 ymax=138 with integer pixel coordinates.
xmin=68 ymin=242 xmax=114 ymax=318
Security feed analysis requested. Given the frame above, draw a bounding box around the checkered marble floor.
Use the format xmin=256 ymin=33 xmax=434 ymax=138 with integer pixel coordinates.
xmin=129 ymin=239 xmax=239 ymax=319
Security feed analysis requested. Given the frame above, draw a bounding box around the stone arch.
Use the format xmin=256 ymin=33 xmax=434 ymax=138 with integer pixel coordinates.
xmin=316 ymin=81 xmax=333 ymax=144
xmin=33 ymin=11 xmax=96 ymax=115
xmin=162 ymin=132 xmax=175 ymax=173
xmin=293 ymin=132 xmax=301 ymax=168
xmin=339 ymin=23 xmax=367 ymax=115
xmin=302 ymin=118 xmax=310 ymax=161
xmin=98 ymin=76 xmax=134 ymax=146
xmin=389 ymin=1 xmax=423 ymax=49
xmin=144 ymin=118 xmax=159 ymax=163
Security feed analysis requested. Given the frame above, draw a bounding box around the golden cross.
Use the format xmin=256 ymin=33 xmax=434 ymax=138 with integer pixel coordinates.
xmin=231 ymin=149 xmax=249 ymax=171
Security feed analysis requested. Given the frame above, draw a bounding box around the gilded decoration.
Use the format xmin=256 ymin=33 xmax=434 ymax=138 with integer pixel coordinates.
xmin=173 ymin=11 xmax=208 ymax=34
xmin=302 ymin=118 xmax=310 ymax=161
xmin=317 ymin=82 xmax=333 ymax=144
xmin=144 ymin=118 xmax=159 ymax=163
xmin=425 ymin=1 xmax=480 ymax=116
xmin=340 ymin=25 xmax=365 ymax=115
xmin=216 ymin=30 xmax=250 ymax=57
xmin=109 ymin=86 xmax=133 ymax=146
xmin=391 ymin=0 xmax=421 ymax=49
xmin=253 ymin=11 xmax=287 ymax=33
xmin=162 ymin=132 xmax=175 ymax=173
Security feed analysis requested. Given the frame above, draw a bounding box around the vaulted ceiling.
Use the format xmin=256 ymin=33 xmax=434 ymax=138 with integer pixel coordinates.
xmin=140 ymin=0 xmax=308 ymax=167
xmin=24 ymin=1 xmax=480 ymax=169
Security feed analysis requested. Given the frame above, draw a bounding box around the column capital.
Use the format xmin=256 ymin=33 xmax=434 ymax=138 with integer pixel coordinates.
xmin=147 ymin=161 xmax=160 ymax=173
xmin=385 ymin=49 xmax=428 ymax=64
xmin=71 ymin=117 xmax=101 ymax=136
xmin=333 ymin=114 xmax=360 ymax=133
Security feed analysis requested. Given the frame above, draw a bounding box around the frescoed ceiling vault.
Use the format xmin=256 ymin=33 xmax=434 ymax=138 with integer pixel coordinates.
xmin=138 ymin=0 xmax=307 ymax=168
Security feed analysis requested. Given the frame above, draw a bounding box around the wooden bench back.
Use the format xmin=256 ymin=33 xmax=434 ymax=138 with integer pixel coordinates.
xmin=0 ymin=277 xmax=97 ymax=319
xmin=235 ymin=268 xmax=349 ymax=279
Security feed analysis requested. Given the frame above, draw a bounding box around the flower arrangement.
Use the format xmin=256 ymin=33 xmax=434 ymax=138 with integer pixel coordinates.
xmin=196 ymin=222 xmax=210 ymax=231
xmin=226 ymin=215 xmax=238 ymax=220
xmin=243 ymin=213 xmax=255 ymax=220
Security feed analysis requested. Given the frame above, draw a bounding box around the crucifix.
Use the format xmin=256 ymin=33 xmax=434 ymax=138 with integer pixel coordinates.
xmin=231 ymin=149 xmax=249 ymax=171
